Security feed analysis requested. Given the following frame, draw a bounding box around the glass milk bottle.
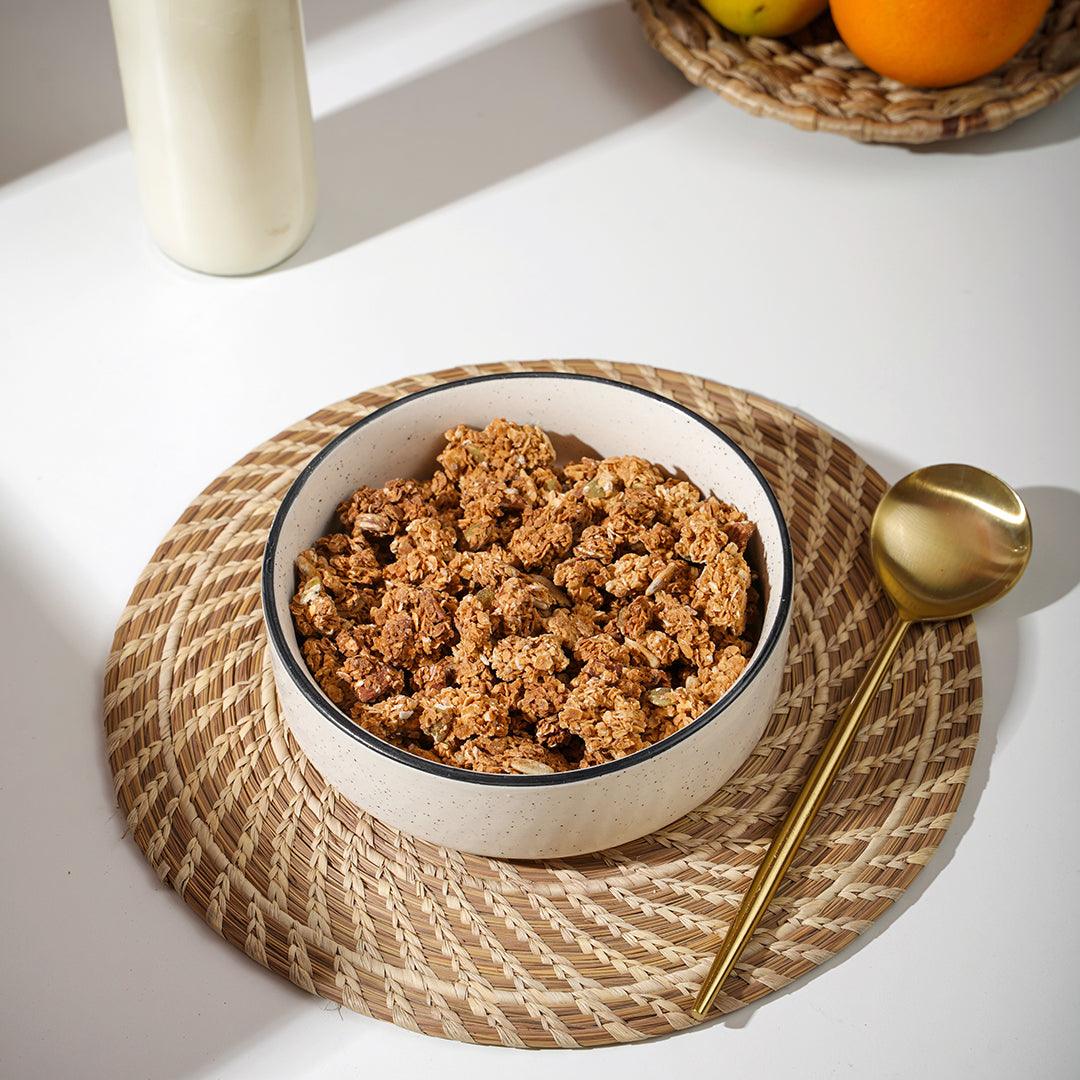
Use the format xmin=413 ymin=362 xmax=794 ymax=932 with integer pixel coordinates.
xmin=109 ymin=0 xmax=316 ymax=275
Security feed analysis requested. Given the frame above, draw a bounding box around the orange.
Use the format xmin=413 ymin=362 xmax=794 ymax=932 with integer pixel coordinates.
xmin=830 ymin=0 xmax=1052 ymax=88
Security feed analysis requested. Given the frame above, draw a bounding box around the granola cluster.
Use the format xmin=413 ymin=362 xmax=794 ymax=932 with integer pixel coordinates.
xmin=289 ymin=419 xmax=758 ymax=775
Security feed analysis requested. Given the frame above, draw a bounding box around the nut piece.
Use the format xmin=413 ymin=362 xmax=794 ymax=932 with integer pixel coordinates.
xmin=646 ymin=561 xmax=682 ymax=597
xmin=353 ymin=512 xmax=393 ymax=534
xmin=526 ymin=573 xmax=571 ymax=609
xmin=509 ymin=759 xmax=555 ymax=775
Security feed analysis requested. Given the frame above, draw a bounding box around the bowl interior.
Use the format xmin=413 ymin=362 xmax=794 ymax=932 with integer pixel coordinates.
xmin=265 ymin=373 xmax=791 ymax=770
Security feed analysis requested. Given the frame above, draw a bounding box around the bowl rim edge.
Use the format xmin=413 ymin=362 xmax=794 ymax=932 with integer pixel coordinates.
xmin=260 ymin=370 xmax=795 ymax=788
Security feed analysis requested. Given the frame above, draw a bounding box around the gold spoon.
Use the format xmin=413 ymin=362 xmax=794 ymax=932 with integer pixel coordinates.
xmin=693 ymin=463 xmax=1032 ymax=1017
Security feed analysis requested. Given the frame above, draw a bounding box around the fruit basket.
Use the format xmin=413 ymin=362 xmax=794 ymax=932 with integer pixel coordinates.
xmin=630 ymin=0 xmax=1080 ymax=143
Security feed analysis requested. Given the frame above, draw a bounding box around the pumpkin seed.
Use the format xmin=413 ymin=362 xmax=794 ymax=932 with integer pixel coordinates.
xmin=462 ymin=522 xmax=488 ymax=549
xmin=430 ymin=720 xmax=453 ymax=743
xmin=298 ymin=577 xmax=323 ymax=605
xmin=583 ymin=476 xmax=613 ymax=500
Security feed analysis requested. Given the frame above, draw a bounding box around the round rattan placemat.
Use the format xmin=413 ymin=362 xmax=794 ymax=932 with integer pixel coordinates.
xmin=630 ymin=0 xmax=1080 ymax=143
xmin=104 ymin=360 xmax=980 ymax=1048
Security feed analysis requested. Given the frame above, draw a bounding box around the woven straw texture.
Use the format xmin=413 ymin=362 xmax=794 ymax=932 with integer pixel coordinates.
xmin=631 ymin=0 xmax=1080 ymax=143
xmin=104 ymin=360 xmax=980 ymax=1048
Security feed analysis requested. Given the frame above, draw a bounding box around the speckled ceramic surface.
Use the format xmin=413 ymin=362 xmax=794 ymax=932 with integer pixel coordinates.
xmin=262 ymin=373 xmax=794 ymax=858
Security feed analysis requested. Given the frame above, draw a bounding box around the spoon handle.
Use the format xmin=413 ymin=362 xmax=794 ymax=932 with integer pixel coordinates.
xmin=693 ymin=616 xmax=913 ymax=1017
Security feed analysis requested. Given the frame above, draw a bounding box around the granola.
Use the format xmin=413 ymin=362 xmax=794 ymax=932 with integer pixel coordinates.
xmin=289 ymin=419 xmax=759 ymax=773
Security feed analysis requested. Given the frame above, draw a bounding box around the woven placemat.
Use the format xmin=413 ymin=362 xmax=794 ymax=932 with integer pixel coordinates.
xmin=630 ymin=0 xmax=1080 ymax=143
xmin=104 ymin=360 xmax=980 ymax=1048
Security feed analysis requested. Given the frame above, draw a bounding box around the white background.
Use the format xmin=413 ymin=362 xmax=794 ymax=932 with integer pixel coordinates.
xmin=2 ymin=1 xmax=1078 ymax=1077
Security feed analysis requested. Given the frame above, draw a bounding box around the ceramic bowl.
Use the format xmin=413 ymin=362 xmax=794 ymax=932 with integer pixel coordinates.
xmin=262 ymin=373 xmax=793 ymax=858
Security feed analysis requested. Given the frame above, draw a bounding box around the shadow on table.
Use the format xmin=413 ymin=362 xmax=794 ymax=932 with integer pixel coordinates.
xmin=0 ymin=516 xmax=312 ymax=1080
xmin=684 ymin=479 xmax=1080 ymax=1035
xmin=282 ymin=2 xmax=689 ymax=267
xmin=0 ymin=0 xmax=400 ymax=187
xmin=0 ymin=0 xmax=125 ymax=185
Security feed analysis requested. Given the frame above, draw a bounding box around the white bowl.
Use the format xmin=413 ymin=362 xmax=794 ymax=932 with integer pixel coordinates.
xmin=262 ymin=373 xmax=793 ymax=858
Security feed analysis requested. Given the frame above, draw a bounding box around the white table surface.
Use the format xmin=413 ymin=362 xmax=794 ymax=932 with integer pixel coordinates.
xmin=2 ymin=1 xmax=1079 ymax=1077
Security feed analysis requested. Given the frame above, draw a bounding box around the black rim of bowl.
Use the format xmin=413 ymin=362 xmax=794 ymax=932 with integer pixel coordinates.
xmin=261 ymin=371 xmax=794 ymax=787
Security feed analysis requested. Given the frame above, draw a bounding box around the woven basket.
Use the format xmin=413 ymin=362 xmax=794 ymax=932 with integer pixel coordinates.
xmin=630 ymin=0 xmax=1080 ymax=143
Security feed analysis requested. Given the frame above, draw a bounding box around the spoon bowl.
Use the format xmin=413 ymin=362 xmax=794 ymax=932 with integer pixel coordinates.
xmin=871 ymin=463 xmax=1032 ymax=621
